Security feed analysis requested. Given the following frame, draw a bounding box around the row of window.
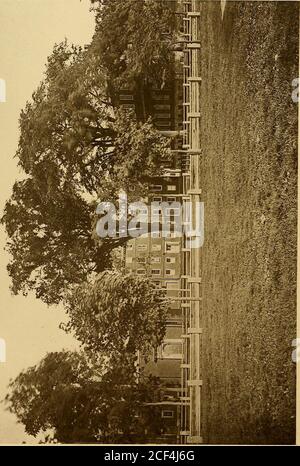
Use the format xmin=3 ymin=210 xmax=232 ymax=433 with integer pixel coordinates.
xmin=154 ymin=281 xmax=180 ymax=290
xmin=155 ymin=121 xmax=172 ymax=128
xmin=127 ymin=256 xmax=176 ymax=265
xmin=154 ymin=113 xmax=171 ymax=119
xmin=151 ymin=231 xmax=181 ymax=239
xmin=127 ymin=242 xmax=180 ymax=253
xmin=135 ymin=207 xmax=181 ymax=216
xmin=137 ymin=269 xmax=176 ymax=276
xmin=151 ymin=93 xmax=170 ymax=101
xmin=152 ymin=196 xmax=177 ymax=203
xmin=135 ymin=410 xmax=175 ymax=420
xmin=154 ymin=104 xmax=171 ymax=111
xmin=161 ymin=410 xmax=174 ymax=419
xmin=150 ymin=185 xmax=178 ymax=192
xmin=119 ymin=92 xmax=172 ymax=102
xmin=119 ymin=94 xmax=134 ymax=101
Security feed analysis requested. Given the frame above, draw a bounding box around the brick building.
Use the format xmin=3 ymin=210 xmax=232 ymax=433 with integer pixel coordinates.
xmin=124 ymin=175 xmax=184 ymax=443
xmin=116 ymin=1 xmax=185 ymax=443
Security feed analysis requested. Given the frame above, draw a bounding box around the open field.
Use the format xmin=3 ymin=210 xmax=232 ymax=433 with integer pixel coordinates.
xmin=198 ymin=1 xmax=298 ymax=444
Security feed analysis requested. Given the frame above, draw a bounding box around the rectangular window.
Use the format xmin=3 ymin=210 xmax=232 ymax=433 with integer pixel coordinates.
xmin=152 ymin=244 xmax=162 ymax=252
xmin=138 ymin=208 xmax=148 ymax=215
xmin=156 ymin=121 xmax=171 ymax=127
xmin=137 ymin=269 xmax=146 ymax=275
xmin=151 ymin=269 xmax=161 ymax=276
xmin=166 ymin=257 xmax=176 ymax=264
xmin=119 ymin=94 xmax=134 ymax=101
xmin=137 ymin=257 xmax=146 ymax=264
xmin=152 ymin=207 xmax=161 ymax=216
xmin=150 ymin=185 xmax=162 ymax=192
xmin=166 ymin=269 xmax=175 ymax=276
xmin=165 ymin=243 xmax=180 ymax=253
xmin=155 ymin=113 xmax=171 ymax=119
xmin=167 ymin=197 xmax=176 ymax=203
xmin=151 ymin=231 xmax=161 ymax=238
xmin=161 ymin=410 xmax=174 ymax=419
xmin=154 ymin=104 xmax=171 ymax=111
xmin=167 ymin=185 xmax=177 ymax=192
xmin=137 ymin=244 xmax=147 ymax=252
xmin=152 ymin=196 xmax=162 ymax=203
xmin=151 ymin=257 xmax=161 ymax=264
xmin=152 ymin=93 xmax=170 ymax=101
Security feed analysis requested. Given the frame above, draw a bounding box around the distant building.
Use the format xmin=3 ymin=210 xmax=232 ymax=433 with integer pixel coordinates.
xmin=117 ymin=1 xmax=185 ymax=443
xmin=125 ymin=175 xmax=184 ymax=443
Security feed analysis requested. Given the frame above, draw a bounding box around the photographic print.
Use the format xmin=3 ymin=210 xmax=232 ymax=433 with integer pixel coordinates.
xmin=0 ymin=0 xmax=298 ymax=446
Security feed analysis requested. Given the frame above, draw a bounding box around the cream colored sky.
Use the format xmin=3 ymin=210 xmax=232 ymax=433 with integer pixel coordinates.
xmin=0 ymin=0 xmax=95 ymax=444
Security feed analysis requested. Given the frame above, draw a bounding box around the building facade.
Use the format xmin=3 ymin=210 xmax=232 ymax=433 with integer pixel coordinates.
xmin=125 ymin=175 xmax=184 ymax=443
xmin=117 ymin=1 xmax=186 ymax=442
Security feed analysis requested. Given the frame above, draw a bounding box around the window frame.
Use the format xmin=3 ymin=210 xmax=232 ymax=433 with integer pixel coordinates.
xmin=161 ymin=410 xmax=174 ymax=419
xmin=151 ymin=269 xmax=161 ymax=276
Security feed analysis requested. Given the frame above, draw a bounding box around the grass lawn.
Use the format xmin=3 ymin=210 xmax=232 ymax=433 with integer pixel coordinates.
xmin=198 ymin=1 xmax=298 ymax=444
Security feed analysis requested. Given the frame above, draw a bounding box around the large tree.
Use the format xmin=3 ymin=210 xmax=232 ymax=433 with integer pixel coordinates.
xmin=1 ymin=40 xmax=171 ymax=305
xmin=91 ymin=0 xmax=175 ymax=93
xmin=64 ymin=270 xmax=168 ymax=360
xmin=5 ymin=350 xmax=163 ymax=444
xmin=1 ymin=177 xmax=99 ymax=305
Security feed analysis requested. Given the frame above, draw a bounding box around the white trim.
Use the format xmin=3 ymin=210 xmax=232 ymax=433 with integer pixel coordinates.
xmin=161 ymin=410 xmax=174 ymax=419
xmin=167 ymin=185 xmax=177 ymax=192
xmin=150 ymin=185 xmax=163 ymax=192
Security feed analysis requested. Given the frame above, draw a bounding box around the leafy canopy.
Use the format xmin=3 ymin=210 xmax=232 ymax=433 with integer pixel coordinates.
xmin=91 ymin=0 xmax=175 ymax=91
xmin=5 ymin=350 xmax=162 ymax=444
xmin=64 ymin=270 xmax=168 ymax=359
xmin=1 ymin=40 xmax=170 ymax=305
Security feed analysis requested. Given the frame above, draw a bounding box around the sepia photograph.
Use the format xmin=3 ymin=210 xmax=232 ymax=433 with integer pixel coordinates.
xmin=0 ymin=0 xmax=298 ymax=446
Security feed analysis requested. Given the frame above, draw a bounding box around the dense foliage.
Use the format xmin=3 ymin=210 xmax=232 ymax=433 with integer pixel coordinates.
xmin=6 ymin=350 xmax=163 ymax=443
xmin=1 ymin=40 xmax=170 ymax=305
xmin=64 ymin=270 xmax=168 ymax=359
